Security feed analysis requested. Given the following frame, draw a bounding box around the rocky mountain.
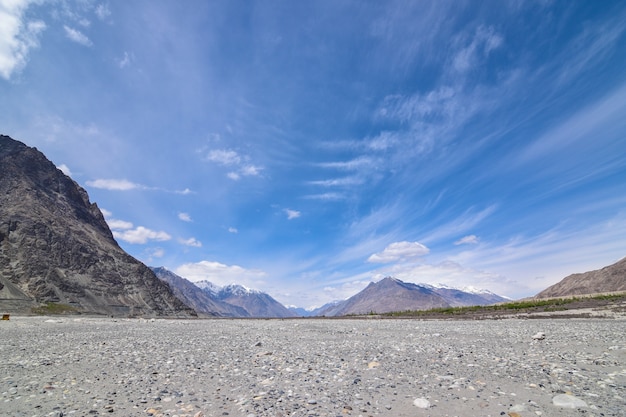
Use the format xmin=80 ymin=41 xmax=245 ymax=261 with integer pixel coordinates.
xmin=151 ymin=267 xmax=248 ymax=317
xmin=213 ymin=284 xmax=297 ymax=318
xmin=318 ymin=277 xmax=509 ymax=316
xmin=154 ymin=268 xmax=295 ymax=318
xmin=0 ymin=135 xmax=194 ymax=317
xmin=536 ymin=257 xmax=626 ymax=298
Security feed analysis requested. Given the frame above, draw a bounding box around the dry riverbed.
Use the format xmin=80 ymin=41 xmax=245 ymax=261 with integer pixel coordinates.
xmin=1 ymin=317 xmax=624 ymax=417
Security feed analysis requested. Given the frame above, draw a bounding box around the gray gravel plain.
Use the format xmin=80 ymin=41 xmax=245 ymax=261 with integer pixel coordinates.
xmin=1 ymin=317 xmax=625 ymax=417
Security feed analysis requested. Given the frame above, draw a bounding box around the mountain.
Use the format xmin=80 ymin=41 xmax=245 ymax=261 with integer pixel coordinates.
xmin=151 ymin=267 xmax=248 ymax=317
xmin=213 ymin=284 xmax=297 ymax=318
xmin=317 ymin=277 xmax=509 ymax=316
xmin=536 ymin=257 xmax=626 ymax=298
xmin=424 ymin=284 xmax=509 ymax=306
xmin=0 ymin=135 xmax=194 ymax=317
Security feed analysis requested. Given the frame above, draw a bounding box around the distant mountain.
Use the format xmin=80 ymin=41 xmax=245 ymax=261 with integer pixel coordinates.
xmin=0 ymin=135 xmax=194 ymax=317
xmin=157 ymin=268 xmax=296 ymax=318
xmin=317 ymin=277 xmax=509 ymax=316
xmin=151 ymin=267 xmax=248 ymax=317
xmin=287 ymin=306 xmax=312 ymax=317
xmin=214 ymin=284 xmax=297 ymax=318
xmin=423 ymin=284 xmax=509 ymax=306
xmin=536 ymin=257 xmax=626 ymax=298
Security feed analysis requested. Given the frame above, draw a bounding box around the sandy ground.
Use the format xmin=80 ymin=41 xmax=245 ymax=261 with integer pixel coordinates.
xmin=1 ymin=317 xmax=625 ymax=417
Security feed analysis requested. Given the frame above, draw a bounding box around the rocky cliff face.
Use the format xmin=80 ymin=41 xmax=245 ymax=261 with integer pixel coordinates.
xmin=536 ymin=257 xmax=626 ymax=298
xmin=0 ymin=135 xmax=194 ymax=316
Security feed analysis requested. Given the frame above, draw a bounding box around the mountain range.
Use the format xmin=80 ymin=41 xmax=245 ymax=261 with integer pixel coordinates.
xmin=1 ymin=134 xmax=623 ymax=317
xmin=152 ymin=267 xmax=294 ymax=318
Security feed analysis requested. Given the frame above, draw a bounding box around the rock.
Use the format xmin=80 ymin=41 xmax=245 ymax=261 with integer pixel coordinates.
xmin=532 ymin=332 xmax=546 ymax=340
xmin=413 ymin=398 xmax=430 ymax=409
xmin=552 ymin=394 xmax=588 ymax=408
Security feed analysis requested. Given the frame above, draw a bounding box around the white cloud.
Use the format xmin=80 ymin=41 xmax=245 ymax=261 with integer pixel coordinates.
xmin=63 ymin=25 xmax=92 ymax=47
xmin=103 ymin=211 xmax=171 ymax=245
xmin=100 ymin=208 xmax=112 ymax=218
xmin=284 ymin=209 xmax=301 ymax=220
xmin=228 ymin=227 xmax=238 ymax=234
xmin=112 ymin=226 xmax=171 ymax=244
xmin=176 ymin=188 xmax=193 ymax=195
xmin=303 ymin=192 xmax=345 ymax=201
xmin=86 ymin=178 xmax=143 ymax=191
xmin=118 ymin=51 xmax=133 ymax=68
xmin=367 ymin=241 xmax=430 ymax=263
xmin=95 ymin=3 xmax=111 ymax=21
xmin=179 ymin=237 xmax=202 ymax=247
xmin=318 ymin=156 xmax=375 ymax=171
xmin=240 ymin=164 xmax=262 ymax=176
xmin=0 ymin=1 xmax=46 ymax=80
xmin=178 ymin=212 xmax=192 ymax=222
xmin=57 ymin=164 xmax=72 ymax=176
xmin=106 ymin=219 xmax=133 ymax=230
xmin=207 ymin=149 xmax=241 ymax=166
xmin=175 ymin=260 xmax=267 ymax=287
xmin=452 ymin=25 xmax=502 ymax=73
xmin=455 ymin=235 xmax=479 ymax=245
xmin=206 ymin=149 xmax=263 ymax=180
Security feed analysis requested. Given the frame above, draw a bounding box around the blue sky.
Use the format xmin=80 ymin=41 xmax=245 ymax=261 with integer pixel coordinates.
xmin=2 ymin=1 xmax=626 ymax=308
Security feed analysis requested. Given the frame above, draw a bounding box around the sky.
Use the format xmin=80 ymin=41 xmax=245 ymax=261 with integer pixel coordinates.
xmin=1 ymin=0 xmax=626 ymax=309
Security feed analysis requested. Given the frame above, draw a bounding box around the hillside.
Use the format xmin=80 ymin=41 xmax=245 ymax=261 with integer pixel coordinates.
xmin=536 ymin=257 xmax=626 ymax=298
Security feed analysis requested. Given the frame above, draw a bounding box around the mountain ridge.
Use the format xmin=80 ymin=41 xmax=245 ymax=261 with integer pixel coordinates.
xmin=536 ymin=257 xmax=626 ymax=298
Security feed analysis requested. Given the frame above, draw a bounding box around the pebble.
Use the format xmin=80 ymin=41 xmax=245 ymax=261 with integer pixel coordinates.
xmin=552 ymin=393 xmax=588 ymax=408
xmin=0 ymin=317 xmax=623 ymax=417
xmin=413 ymin=398 xmax=431 ymax=408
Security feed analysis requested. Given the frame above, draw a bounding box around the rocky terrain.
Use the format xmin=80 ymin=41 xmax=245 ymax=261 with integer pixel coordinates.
xmin=1 ymin=317 xmax=624 ymax=417
xmin=537 ymin=257 xmax=626 ymax=298
xmin=0 ymin=135 xmax=193 ymax=317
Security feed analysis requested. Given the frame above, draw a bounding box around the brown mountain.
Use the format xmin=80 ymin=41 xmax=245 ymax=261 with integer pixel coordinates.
xmin=329 ymin=277 xmax=450 ymax=316
xmin=0 ymin=135 xmax=194 ymax=317
xmin=536 ymin=257 xmax=626 ymax=298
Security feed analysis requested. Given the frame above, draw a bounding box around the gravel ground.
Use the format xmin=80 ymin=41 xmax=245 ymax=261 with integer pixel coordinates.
xmin=1 ymin=317 xmax=624 ymax=417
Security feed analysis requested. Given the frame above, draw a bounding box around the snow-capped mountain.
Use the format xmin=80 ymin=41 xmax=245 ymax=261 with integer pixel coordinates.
xmin=194 ymin=280 xmax=222 ymax=296
xmin=213 ymin=284 xmax=296 ymax=318
xmin=151 ymin=267 xmax=249 ymax=317
xmin=314 ymin=277 xmax=509 ymax=316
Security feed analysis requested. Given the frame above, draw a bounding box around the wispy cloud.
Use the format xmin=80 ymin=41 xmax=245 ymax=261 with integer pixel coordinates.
xmin=64 ymin=25 xmax=92 ymax=47
xmin=86 ymin=178 xmax=145 ymax=191
xmin=228 ymin=227 xmax=238 ymax=234
xmin=95 ymin=3 xmax=111 ymax=21
xmin=178 ymin=212 xmax=192 ymax=222
xmin=118 ymin=51 xmax=134 ymax=68
xmin=455 ymin=235 xmax=479 ymax=245
xmin=284 ymin=209 xmax=301 ymax=220
xmin=179 ymin=237 xmax=202 ymax=247
xmin=205 ymin=148 xmax=263 ymax=180
xmin=0 ymin=1 xmax=46 ymax=80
